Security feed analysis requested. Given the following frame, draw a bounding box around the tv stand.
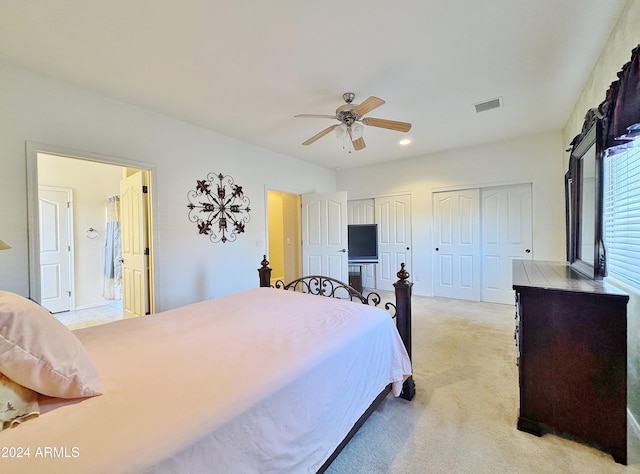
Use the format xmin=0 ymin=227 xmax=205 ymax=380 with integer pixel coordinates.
xmin=349 ymin=268 xmax=363 ymax=293
xmin=348 ymin=263 xmax=377 ymax=293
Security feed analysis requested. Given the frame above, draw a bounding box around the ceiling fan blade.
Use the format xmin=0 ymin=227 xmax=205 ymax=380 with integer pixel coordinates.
xmin=352 ymin=96 xmax=385 ymax=116
xmin=362 ymin=117 xmax=412 ymax=132
xmin=352 ymin=137 xmax=366 ymax=151
xmin=302 ymin=124 xmax=338 ymax=145
xmin=295 ymin=114 xmax=338 ymax=119
xmin=348 ymin=126 xmax=366 ymax=151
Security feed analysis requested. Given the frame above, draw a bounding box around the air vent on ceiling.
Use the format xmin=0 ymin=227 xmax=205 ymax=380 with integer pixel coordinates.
xmin=474 ymin=97 xmax=502 ymax=113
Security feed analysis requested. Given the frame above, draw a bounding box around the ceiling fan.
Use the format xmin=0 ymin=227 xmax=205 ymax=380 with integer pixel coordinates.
xmin=295 ymin=92 xmax=412 ymax=151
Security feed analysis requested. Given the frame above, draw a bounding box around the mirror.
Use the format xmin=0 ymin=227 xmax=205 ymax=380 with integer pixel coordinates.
xmin=578 ymin=144 xmax=596 ymax=262
xmin=567 ymin=109 xmax=605 ymax=279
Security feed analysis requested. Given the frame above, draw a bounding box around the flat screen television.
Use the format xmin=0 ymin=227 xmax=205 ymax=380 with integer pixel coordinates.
xmin=348 ymin=224 xmax=379 ymax=264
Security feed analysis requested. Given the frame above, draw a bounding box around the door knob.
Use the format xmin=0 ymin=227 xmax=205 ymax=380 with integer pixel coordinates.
xmin=435 ymin=248 xmax=439 ymax=251
xmin=406 ymin=247 xmax=410 ymax=250
xmin=338 ymin=249 xmax=346 ymax=253
xmin=525 ymin=249 xmax=531 ymax=253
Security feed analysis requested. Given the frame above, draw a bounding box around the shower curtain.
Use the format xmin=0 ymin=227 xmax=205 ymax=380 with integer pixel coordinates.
xmin=103 ymin=195 xmax=122 ymax=300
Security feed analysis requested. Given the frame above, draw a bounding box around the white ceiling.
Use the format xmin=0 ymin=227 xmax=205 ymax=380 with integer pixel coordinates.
xmin=0 ymin=1 xmax=627 ymax=169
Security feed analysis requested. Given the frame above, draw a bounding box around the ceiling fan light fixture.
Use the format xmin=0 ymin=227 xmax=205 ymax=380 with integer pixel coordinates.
xmin=335 ymin=123 xmax=348 ymax=139
xmin=351 ymin=122 xmax=364 ymax=140
xmin=399 ymin=138 xmax=412 ymax=146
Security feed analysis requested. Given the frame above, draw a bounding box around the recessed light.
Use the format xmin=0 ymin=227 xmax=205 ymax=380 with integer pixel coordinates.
xmin=399 ymin=138 xmax=412 ymax=146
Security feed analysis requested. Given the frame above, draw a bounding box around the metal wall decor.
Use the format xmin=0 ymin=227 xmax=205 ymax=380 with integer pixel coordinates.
xmin=187 ymin=172 xmax=251 ymax=243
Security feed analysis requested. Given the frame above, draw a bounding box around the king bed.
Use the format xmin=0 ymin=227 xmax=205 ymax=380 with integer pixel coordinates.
xmin=0 ymin=258 xmax=413 ymax=473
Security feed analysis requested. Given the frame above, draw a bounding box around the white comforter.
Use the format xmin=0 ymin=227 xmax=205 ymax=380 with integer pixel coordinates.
xmin=0 ymin=287 xmax=412 ymax=474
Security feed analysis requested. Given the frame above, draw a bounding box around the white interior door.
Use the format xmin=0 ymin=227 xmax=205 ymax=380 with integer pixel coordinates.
xmin=120 ymin=172 xmax=149 ymax=318
xmin=376 ymin=195 xmax=412 ymax=291
xmin=433 ymin=189 xmax=481 ymax=301
xmin=302 ymin=191 xmax=348 ymax=282
xmin=481 ymin=183 xmax=533 ymax=304
xmin=38 ymin=186 xmax=73 ymax=313
xmin=347 ymin=199 xmax=376 ymax=289
xmin=348 ymin=199 xmax=375 ymax=224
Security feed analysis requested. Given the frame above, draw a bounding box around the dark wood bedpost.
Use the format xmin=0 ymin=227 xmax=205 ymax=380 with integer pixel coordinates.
xmin=258 ymin=255 xmax=272 ymax=288
xmin=394 ymin=263 xmax=415 ymax=401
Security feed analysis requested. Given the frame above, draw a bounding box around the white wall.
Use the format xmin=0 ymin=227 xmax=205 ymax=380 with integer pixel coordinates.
xmin=336 ymin=131 xmax=566 ymax=296
xmin=0 ymin=60 xmax=335 ymax=311
xmin=563 ymin=0 xmax=640 ymax=158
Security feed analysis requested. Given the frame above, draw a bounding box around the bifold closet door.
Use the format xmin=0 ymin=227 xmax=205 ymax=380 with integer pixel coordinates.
xmin=433 ymin=189 xmax=481 ymax=301
xmin=376 ymin=195 xmax=412 ymax=291
xmin=433 ymin=184 xmax=532 ymax=304
xmin=481 ymin=183 xmax=532 ymax=304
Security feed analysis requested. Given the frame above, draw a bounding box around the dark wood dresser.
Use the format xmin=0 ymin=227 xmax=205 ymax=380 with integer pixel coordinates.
xmin=512 ymin=260 xmax=629 ymax=464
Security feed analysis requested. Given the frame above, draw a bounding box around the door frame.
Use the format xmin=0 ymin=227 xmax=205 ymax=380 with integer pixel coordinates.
xmin=25 ymin=141 xmax=158 ymax=313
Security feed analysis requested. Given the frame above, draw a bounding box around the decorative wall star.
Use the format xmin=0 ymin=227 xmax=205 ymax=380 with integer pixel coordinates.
xmin=187 ymin=173 xmax=251 ymax=243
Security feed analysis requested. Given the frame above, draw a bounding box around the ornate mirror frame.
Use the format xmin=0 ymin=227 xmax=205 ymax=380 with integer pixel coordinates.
xmin=567 ymin=108 xmax=606 ymax=279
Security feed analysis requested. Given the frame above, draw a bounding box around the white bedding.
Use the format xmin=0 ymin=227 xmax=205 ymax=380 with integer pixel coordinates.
xmin=0 ymin=287 xmax=411 ymax=474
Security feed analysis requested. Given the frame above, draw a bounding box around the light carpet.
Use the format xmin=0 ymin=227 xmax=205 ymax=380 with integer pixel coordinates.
xmin=326 ymin=293 xmax=640 ymax=474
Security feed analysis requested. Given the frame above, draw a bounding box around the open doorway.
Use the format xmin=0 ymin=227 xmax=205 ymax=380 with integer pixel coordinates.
xmin=266 ymin=190 xmax=301 ymax=285
xmin=26 ymin=143 xmax=157 ymax=328
xmin=267 ymin=189 xmax=350 ymax=284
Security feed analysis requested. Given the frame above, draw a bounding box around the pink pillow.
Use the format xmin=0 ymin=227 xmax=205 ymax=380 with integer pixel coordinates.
xmin=0 ymin=291 xmax=101 ymax=398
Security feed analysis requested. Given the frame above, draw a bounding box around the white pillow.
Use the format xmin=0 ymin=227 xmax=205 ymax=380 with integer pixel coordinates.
xmin=0 ymin=291 xmax=102 ymax=398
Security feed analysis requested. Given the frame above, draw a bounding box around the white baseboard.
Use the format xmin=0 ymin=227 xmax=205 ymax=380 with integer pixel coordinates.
xmin=74 ymin=302 xmax=107 ymax=311
xmin=74 ymin=300 xmax=120 ymax=311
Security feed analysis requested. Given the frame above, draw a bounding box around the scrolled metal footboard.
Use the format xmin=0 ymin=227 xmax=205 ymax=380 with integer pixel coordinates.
xmin=273 ymin=274 xmax=383 ymax=306
xmin=257 ymin=255 xmax=414 ymax=401
xmin=257 ymin=256 xmax=402 ymax=318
